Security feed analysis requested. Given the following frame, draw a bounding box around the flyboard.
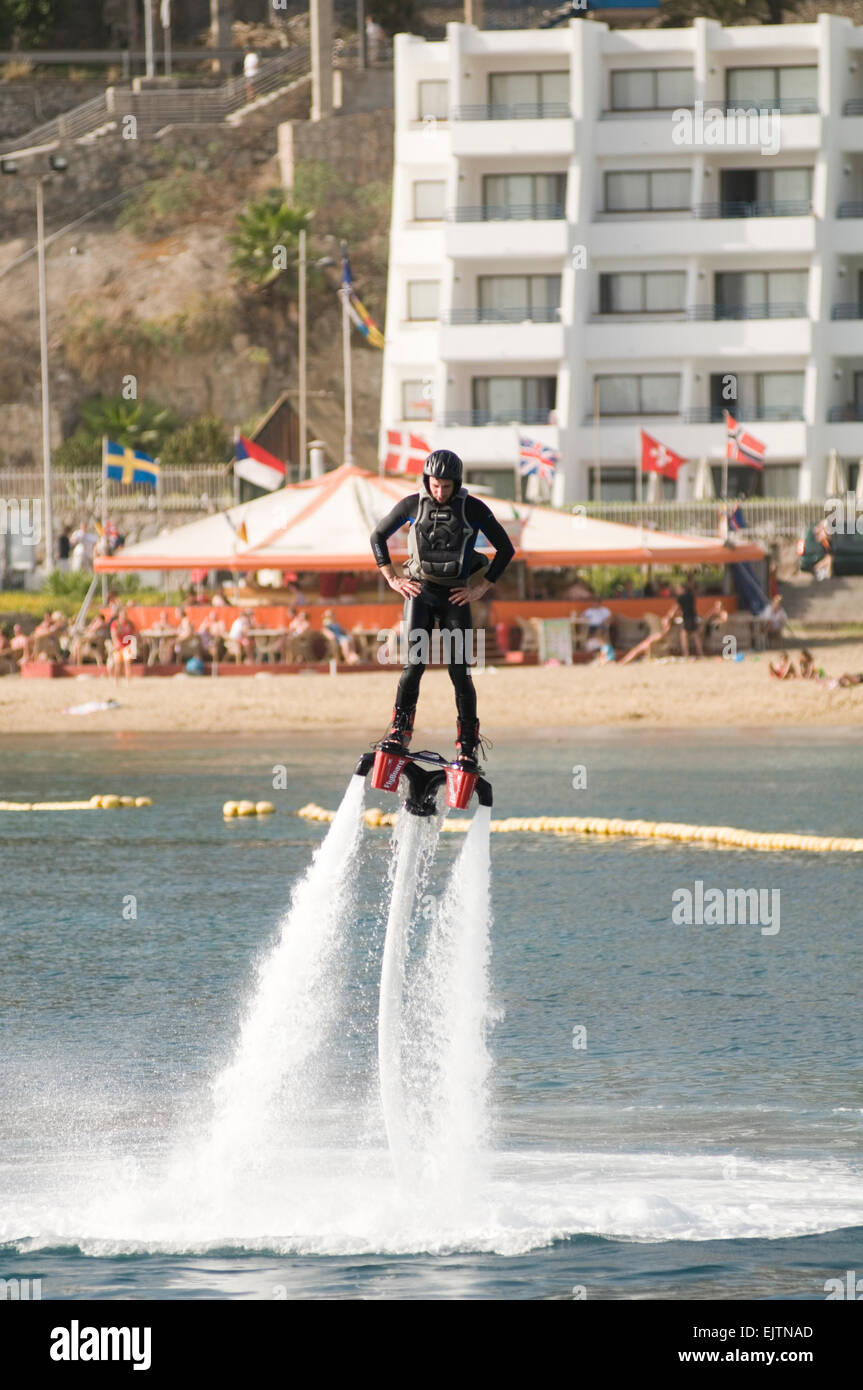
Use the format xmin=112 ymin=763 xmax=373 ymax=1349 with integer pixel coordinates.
xmin=354 ymin=743 xmax=493 ymax=816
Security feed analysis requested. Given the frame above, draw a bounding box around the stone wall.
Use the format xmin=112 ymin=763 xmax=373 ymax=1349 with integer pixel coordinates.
xmin=0 ymin=80 xmax=107 ymax=140
xmin=279 ymin=107 xmax=393 ymax=190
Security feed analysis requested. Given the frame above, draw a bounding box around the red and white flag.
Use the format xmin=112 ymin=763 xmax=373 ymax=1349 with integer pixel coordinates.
xmin=641 ymin=430 xmax=686 ymax=480
xmin=383 ymin=430 xmax=430 ymax=476
xmin=725 ymin=412 xmax=766 ymax=469
xmin=233 ymin=435 xmax=286 ymax=491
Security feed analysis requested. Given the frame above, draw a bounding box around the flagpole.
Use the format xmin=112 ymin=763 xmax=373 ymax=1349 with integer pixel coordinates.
xmin=298 ymin=227 xmax=307 ymax=482
xmin=722 ymin=410 xmax=729 ymax=501
xmin=162 ymin=2 xmax=172 ymax=78
xmin=593 ymin=377 xmax=601 ymax=501
xmin=101 ymin=436 xmax=108 ymax=605
xmin=341 ymin=287 xmax=354 ymax=467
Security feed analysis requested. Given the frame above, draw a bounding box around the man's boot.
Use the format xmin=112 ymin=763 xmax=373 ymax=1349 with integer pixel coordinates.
xmin=455 ymin=716 xmax=481 ymax=769
xmin=380 ymin=703 xmax=415 ymax=752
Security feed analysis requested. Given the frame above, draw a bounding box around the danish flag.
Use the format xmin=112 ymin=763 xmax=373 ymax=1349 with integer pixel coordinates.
xmin=725 ymin=412 xmax=766 ymax=469
xmin=383 ymin=429 xmax=430 ymax=476
xmin=640 ymin=430 xmax=686 ymax=480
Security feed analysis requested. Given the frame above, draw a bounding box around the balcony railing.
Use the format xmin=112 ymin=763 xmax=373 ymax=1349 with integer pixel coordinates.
xmin=682 ymin=405 xmax=804 ymax=423
xmin=600 ymin=105 xmax=693 ymax=120
xmin=713 ymin=96 xmax=818 ymax=115
xmin=827 ymin=405 xmax=863 ymax=422
xmin=444 ymin=306 xmax=561 ymax=324
xmin=832 ymin=302 xmax=863 ymax=319
xmin=693 ymin=200 xmax=812 ymax=218
xmin=452 ymin=102 xmax=571 ymax=121
xmin=600 ymin=97 xmax=817 ymax=119
xmin=837 ymin=202 xmax=863 ymax=218
xmin=448 ymin=203 xmax=566 ymax=222
xmin=590 ymin=303 xmax=807 ymax=322
xmin=442 ymin=409 xmax=555 ymax=426
xmin=843 ymin=99 xmax=863 ymax=115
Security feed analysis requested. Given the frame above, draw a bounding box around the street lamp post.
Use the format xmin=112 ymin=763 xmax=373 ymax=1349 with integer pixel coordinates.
xmin=2 ymin=153 xmax=68 ymax=572
xmin=35 ymin=176 xmax=54 ymax=571
xmin=298 ymin=247 xmax=337 ymax=480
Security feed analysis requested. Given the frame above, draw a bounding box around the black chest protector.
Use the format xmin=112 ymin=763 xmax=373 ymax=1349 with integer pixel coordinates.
xmin=407 ymin=488 xmax=473 ymax=586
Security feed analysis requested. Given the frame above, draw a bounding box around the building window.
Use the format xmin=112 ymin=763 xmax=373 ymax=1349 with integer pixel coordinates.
xmin=478 ymin=274 xmax=561 ymax=321
xmin=604 ymin=169 xmax=691 ymax=213
xmin=487 ymin=70 xmax=569 ymax=117
xmin=588 ymin=466 xmax=639 ymax=502
xmin=598 ymin=271 xmax=686 ymax=314
xmin=401 ymin=380 xmax=433 ymax=421
xmin=463 ymin=466 xmax=517 ymax=500
xmin=762 ymin=463 xmax=801 ymax=498
xmin=719 ymin=167 xmax=812 ymax=209
xmin=482 ymin=172 xmax=566 ymax=217
xmin=407 ymin=281 xmax=440 ymax=321
xmin=709 ymin=371 xmax=804 ymax=419
xmin=610 ymin=68 xmax=694 ymax=111
xmin=472 ymin=376 xmax=556 ymax=424
xmin=413 ymin=180 xmax=445 ymax=221
xmin=726 ymin=66 xmax=818 ymax=106
xmin=418 ymin=80 xmax=448 ymax=120
xmin=597 ymin=374 xmax=680 ymax=415
xmin=714 ymin=269 xmax=808 ymax=316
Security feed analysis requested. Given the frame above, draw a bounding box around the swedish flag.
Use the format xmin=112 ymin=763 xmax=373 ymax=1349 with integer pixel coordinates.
xmin=103 ymin=438 xmax=160 ymax=487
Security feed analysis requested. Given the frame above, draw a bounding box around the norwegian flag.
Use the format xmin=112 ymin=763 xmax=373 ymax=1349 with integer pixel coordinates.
xmin=725 ymin=411 xmax=766 ymax=469
xmin=519 ymin=436 xmax=559 ymax=483
xmin=383 ymin=429 xmax=430 ymax=476
xmin=641 ymin=429 xmax=686 ymax=480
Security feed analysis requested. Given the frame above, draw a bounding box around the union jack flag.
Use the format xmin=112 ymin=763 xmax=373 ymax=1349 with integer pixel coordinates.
xmin=519 ymin=436 xmax=559 ymax=483
xmin=724 ymin=411 xmax=766 ymax=469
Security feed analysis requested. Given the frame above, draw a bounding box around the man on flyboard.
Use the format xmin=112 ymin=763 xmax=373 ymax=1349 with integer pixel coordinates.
xmin=369 ymin=449 xmax=515 ymax=769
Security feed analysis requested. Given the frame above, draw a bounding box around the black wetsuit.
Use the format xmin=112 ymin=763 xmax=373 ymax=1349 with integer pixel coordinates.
xmin=678 ymin=588 xmax=698 ymax=633
xmin=370 ymin=491 xmax=515 ymax=722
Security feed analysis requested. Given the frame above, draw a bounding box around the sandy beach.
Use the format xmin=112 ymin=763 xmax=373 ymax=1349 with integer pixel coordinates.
xmin=2 ymin=643 xmax=863 ymax=735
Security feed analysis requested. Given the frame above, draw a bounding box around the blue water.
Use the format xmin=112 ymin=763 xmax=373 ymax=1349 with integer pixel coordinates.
xmin=1 ymin=729 xmax=861 ymax=1300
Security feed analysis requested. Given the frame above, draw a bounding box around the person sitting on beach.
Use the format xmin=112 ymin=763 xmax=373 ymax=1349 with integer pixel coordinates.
xmin=198 ymin=610 xmax=226 ymax=663
xmin=173 ymin=609 xmax=202 ymax=664
xmin=71 ymin=612 xmax=110 ymax=667
xmin=109 ymin=607 xmax=137 ymax=685
xmin=322 ymin=608 xmax=360 ymax=664
xmin=797 ymin=648 xmax=818 ymax=680
xmin=29 ymin=610 xmax=63 ymax=662
xmin=0 ymin=626 xmax=16 ymax=675
xmin=769 ymin=651 xmax=797 ymax=680
xmin=10 ymin=623 xmax=31 ymax=666
xmin=226 ymin=610 xmax=254 ymax=664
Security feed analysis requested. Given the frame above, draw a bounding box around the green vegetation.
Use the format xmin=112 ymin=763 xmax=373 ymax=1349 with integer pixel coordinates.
xmin=115 ymin=168 xmax=219 ymax=238
xmin=292 ymin=161 xmax=391 ymax=248
xmin=0 ymin=0 xmax=58 ymax=49
xmin=63 ymin=299 xmax=236 ymax=384
xmin=159 ymin=416 xmax=231 ymax=466
xmin=660 ymin=0 xmax=802 ymax=23
xmin=228 ymin=189 xmax=311 ymax=290
xmin=0 ymin=578 xmax=187 ymax=620
xmin=79 ymin=397 xmax=180 ymax=454
xmin=54 ymin=403 xmax=233 ymax=470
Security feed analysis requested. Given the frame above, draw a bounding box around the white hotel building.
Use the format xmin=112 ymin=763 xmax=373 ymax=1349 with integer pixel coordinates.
xmin=379 ymin=13 xmax=863 ymax=503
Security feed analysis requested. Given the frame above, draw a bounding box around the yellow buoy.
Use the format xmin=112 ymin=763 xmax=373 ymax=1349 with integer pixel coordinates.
xmin=223 ymin=801 xmax=239 ymax=818
xmin=135 ymin=796 xmax=152 ymax=807
xmin=237 ymin=800 xmax=257 ymax=817
xmin=100 ymin=794 xmax=121 ymax=809
xmin=256 ymin=801 xmax=275 ymax=815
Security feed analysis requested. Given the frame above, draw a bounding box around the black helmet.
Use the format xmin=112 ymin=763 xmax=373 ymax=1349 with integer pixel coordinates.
xmin=422 ymin=449 xmax=463 ymax=491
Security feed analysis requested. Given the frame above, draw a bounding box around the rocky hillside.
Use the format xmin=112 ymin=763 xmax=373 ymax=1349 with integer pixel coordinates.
xmin=0 ymin=85 xmax=390 ymax=474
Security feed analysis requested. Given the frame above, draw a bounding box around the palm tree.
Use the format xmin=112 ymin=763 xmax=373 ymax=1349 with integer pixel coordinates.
xmin=228 ymin=190 xmax=312 ymax=291
xmin=79 ymin=396 xmax=180 ymax=454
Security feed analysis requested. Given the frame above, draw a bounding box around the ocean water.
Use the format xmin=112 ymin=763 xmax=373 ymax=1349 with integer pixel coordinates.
xmin=0 ymin=727 xmax=861 ymax=1301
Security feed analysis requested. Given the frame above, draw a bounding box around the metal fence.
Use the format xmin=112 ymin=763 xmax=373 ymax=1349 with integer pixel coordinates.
xmin=575 ymin=499 xmax=825 ymax=539
xmin=1 ymin=467 xmax=233 ymax=515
